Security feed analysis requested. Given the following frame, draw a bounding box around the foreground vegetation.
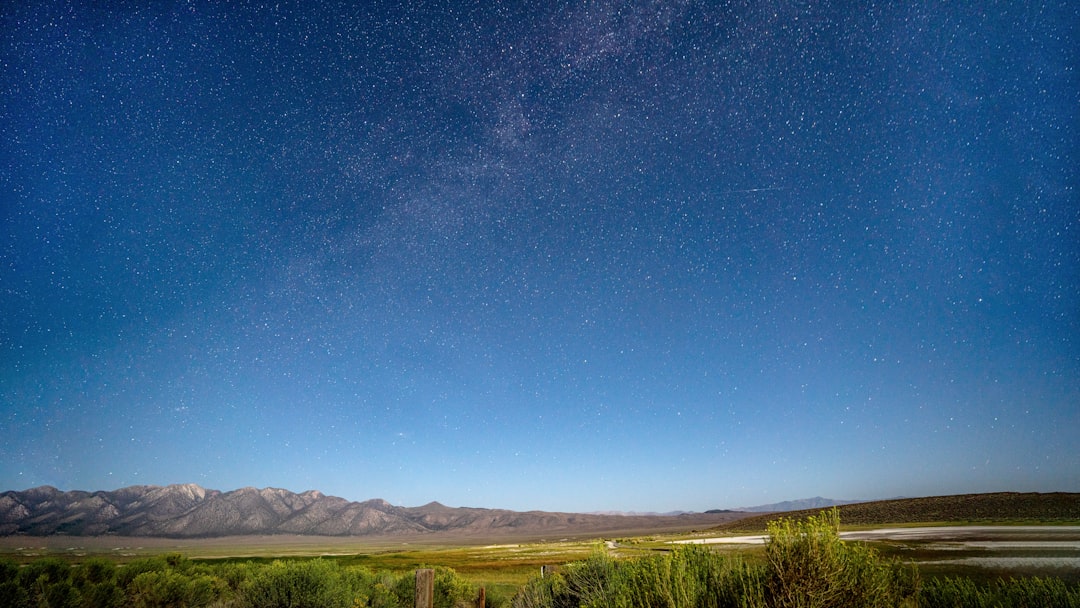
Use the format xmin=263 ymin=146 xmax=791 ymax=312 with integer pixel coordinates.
xmin=514 ymin=511 xmax=1080 ymax=608
xmin=515 ymin=510 xmax=921 ymax=608
xmin=0 ymin=553 xmax=487 ymax=608
xmin=2 ymin=510 xmax=1078 ymax=607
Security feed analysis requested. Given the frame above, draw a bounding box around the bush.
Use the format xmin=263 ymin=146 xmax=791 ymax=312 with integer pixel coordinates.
xmin=215 ymin=561 xmax=255 ymax=594
xmin=0 ymin=580 xmax=30 ymax=608
xmin=74 ymin=558 xmax=117 ymax=586
xmin=0 ymin=557 xmax=19 ymax=584
xmin=242 ymin=559 xmax=351 ymax=608
xmin=118 ymin=556 xmax=173 ymax=587
xmin=764 ymin=508 xmax=919 ymax=608
xmin=511 ymin=568 xmax=571 ymax=608
xmin=599 ymin=545 xmax=764 ymax=608
xmin=920 ymin=576 xmax=1080 ymax=608
xmin=513 ymin=545 xmax=766 ymax=608
xmin=42 ymin=579 xmax=81 ymax=608
xmin=336 ymin=565 xmax=417 ymax=608
xmin=433 ymin=566 xmax=478 ymax=608
xmin=563 ymin=551 xmax=620 ymax=608
xmin=18 ymin=556 xmax=74 ymax=607
xmin=18 ymin=556 xmax=71 ymax=587
xmin=79 ymin=580 xmax=125 ymax=608
xmin=1000 ymin=576 xmax=1079 ymax=608
xmin=129 ymin=569 xmax=220 ymax=608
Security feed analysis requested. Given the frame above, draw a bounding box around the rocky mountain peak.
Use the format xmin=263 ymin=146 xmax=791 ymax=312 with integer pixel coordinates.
xmin=179 ymin=483 xmax=208 ymax=500
xmin=0 ymin=484 xmax=749 ymax=538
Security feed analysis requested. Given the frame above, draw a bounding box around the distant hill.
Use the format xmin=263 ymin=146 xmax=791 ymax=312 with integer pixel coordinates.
xmin=713 ymin=492 xmax=1080 ymax=532
xmin=589 ymin=510 xmax=692 ymax=516
xmin=733 ymin=497 xmax=865 ymax=513
xmin=0 ymin=484 xmax=747 ymax=538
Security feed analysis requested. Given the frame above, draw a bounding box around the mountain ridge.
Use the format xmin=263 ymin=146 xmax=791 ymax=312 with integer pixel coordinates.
xmin=0 ymin=484 xmax=747 ymax=538
xmin=733 ymin=496 xmax=867 ymax=513
xmin=713 ymin=492 xmax=1080 ymax=532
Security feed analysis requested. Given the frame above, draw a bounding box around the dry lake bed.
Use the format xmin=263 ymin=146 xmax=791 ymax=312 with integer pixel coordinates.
xmin=674 ymin=526 xmax=1080 ymax=578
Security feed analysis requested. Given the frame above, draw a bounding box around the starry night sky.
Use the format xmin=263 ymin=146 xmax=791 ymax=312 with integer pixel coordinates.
xmin=2 ymin=1 xmax=1077 ymax=513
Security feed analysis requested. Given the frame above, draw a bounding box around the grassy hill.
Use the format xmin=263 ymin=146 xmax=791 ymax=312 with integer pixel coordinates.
xmin=713 ymin=492 xmax=1080 ymax=532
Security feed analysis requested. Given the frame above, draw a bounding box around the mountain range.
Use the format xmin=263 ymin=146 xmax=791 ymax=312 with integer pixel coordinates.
xmin=0 ymin=484 xmax=747 ymax=538
xmin=733 ymin=497 xmax=866 ymax=513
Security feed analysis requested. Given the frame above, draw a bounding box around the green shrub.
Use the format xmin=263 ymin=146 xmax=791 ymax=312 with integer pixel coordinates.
xmin=129 ymin=569 xmax=220 ymax=608
xmin=511 ymin=568 xmax=571 ymax=608
xmin=42 ymin=579 xmax=81 ymax=608
xmin=0 ymin=557 xmax=19 ymax=584
xmin=515 ymin=545 xmax=767 ymax=608
xmin=920 ymin=576 xmax=1080 ymax=608
xmin=118 ymin=556 xmax=172 ymax=587
xmin=564 ymin=550 xmax=621 ymax=608
xmin=242 ymin=559 xmax=350 ymax=608
xmin=999 ymin=576 xmax=1080 ymax=608
xmin=919 ymin=576 xmax=980 ymax=608
xmin=18 ymin=556 xmax=71 ymax=587
xmin=79 ymin=580 xmax=125 ymax=608
xmin=365 ymin=578 xmax=406 ymax=608
xmin=480 ymin=583 xmax=516 ymax=608
xmin=0 ymin=561 xmax=26 ymax=608
xmin=18 ymin=556 xmax=73 ymax=607
xmin=75 ymin=558 xmax=117 ymax=586
xmin=764 ymin=508 xmax=919 ymax=608
xmin=0 ymin=580 xmax=30 ymax=608
xmin=215 ymin=561 xmax=255 ymax=594
xmin=388 ymin=569 xmax=421 ymax=608
xmin=432 ymin=566 xmax=478 ymax=608
xmin=606 ymin=545 xmax=760 ymax=608
xmin=336 ymin=565 xmax=415 ymax=608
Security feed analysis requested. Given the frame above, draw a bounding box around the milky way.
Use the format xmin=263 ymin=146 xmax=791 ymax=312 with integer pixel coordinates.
xmin=1 ymin=1 xmax=1077 ymax=512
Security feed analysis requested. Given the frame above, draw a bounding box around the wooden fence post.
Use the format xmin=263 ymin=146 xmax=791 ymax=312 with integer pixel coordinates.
xmin=415 ymin=568 xmax=434 ymax=608
xmin=477 ymin=586 xmax=485 ymax=608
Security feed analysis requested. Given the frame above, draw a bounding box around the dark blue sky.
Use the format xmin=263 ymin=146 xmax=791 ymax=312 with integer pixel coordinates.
xmin=2 ymin=1 xmax=1077 ymax=513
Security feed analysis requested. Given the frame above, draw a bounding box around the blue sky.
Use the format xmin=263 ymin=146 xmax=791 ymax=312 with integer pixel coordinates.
xmin=1 ymin=0 xmax=1077 ymax=513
